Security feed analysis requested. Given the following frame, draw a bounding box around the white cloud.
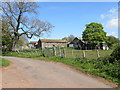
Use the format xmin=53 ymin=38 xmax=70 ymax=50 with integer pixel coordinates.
xmin=106 ymin=18 xmax=118 ymax=28
xmin=107 ymin=32 xmax=118 ymax=37
xmin=100 ymin=7 xmax=118 ymax=28
xmin=109 ymin=8 xmax=116 ymax=13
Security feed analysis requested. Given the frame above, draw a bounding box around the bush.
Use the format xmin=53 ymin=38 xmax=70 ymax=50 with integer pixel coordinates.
xmin=110 ymin=45 xmax=120 ymax=63
xmin=97 ymin=56 xmax=111 ymax=64
xmin=105 ymin=61 xmax=120 ymax=78
xmin=96 ymin=45 xmax=120 ymax=64
xmin=94 ymin=52 xmax=120 ymax=83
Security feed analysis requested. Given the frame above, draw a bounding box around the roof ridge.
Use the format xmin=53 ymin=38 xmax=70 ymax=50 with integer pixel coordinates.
xmin=41 ymin=39 xmax=62 ymax=40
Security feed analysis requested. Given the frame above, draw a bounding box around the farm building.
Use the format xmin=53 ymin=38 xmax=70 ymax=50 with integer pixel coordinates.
xmin=67 ymin=37 xmax=84 ymax=49
xmin=29 ymin=39 xmax=68 ymax=48
xmin=38 ymin=39 xmax=68 ymax=48
xmin=68 ymin=37 xmax=109 ymax=50
xmin=29 ymin=41 xmax=38 ymax=48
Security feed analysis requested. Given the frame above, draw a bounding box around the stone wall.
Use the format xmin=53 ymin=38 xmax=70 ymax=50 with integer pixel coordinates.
xmin=42 ymin=42 xmax=67 ymax=48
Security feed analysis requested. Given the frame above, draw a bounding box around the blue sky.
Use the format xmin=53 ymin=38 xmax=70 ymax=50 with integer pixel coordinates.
xmin=30 ymin=2 xmax=118 ymax=41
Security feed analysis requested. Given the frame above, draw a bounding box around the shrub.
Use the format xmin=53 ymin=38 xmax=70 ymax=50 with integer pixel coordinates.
xmin=110 ymin=45 xmax=120 ymax=63
xmin=97 ymin=56 xmax=111 ymax=64
xmin=94 ymin=52 xmax=120 ymax=82
xmin=105 ymin=61 xmax=120 ymax=78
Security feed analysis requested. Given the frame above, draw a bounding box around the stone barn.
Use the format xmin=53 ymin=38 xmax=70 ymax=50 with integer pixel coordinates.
xmin=37 ymin=39 xmax=68 ymax=48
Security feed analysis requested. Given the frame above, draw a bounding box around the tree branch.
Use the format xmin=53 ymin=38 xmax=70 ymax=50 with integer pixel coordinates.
xmin=19 ymin=28 xmax=33 ymax=39
xmin=2 ymin=7 xmax=16 ymax=30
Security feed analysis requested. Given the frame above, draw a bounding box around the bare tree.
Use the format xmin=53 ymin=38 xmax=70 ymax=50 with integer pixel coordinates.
xmin=62 ymin=35 xmax=75 ymax=42
xmin=2 ymin=2 xmax=53 ymax=50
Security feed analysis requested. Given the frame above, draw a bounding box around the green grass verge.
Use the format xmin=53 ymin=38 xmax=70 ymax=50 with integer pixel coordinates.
xmin=0 ymin=58 xmax=10 ymax=67
xmin=4 ymin=49 xmax=42 ymax=58
xmin=35 ymin=56 xmax=120 ymax=86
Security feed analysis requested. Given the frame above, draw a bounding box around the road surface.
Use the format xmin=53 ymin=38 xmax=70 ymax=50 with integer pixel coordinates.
xmin=2 ymin=56 xmax=115 ymax=88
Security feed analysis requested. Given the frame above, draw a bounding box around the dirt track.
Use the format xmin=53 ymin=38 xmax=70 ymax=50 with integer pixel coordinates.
xmin=2 ymin=56 xmax=115 ymax=88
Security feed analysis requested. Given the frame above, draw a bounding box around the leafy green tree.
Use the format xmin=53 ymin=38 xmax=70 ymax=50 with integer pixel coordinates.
xmin=2 ymin=19 xmax=13 ymax=53
xmin=82 ymin=22 xmax=107 ymax=48
xmin=106 ymin=36 xmax=119 ymax=48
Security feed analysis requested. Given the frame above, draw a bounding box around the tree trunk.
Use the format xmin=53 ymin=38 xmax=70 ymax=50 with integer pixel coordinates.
xmin=12 ymin=36 xmax=19 ymax=51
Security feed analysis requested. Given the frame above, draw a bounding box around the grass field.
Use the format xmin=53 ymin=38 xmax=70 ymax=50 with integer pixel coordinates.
xmin=65 ymin=49 xmax=113 ymax=59
xmin=0 ymin=58 xmax=10 ymax=67
xmin=5 ymin=49 xmax=42 ymax=58
xmin=43 ymin=47 xmax=113 ymax=59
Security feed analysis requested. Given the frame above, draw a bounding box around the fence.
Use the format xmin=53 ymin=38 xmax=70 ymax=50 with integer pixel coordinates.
xmin=42 ymin=47 xmax=65 ymax=57
xmin=42 ymin=47 xmax=112 ymax=59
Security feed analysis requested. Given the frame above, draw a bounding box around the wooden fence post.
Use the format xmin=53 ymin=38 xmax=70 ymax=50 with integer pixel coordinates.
xmin=59 ymin=47 xmax=61 ymax=56
xmin=63 ymin=48 xmax=66 ymax=57
xmin=42 ymin=48 xmax=45 ymax=57
xmin=83 ymin=50 xmax=85 ymax=58
xmin=72 ymin=50 xmax=73 ymax=58
xmin=52 ymin=48 xmax=54 ymax=56
xmin=96 ymin=50 xmax=100 ymax=57
xmin=53 ymin=47 xmax=56 ymax=56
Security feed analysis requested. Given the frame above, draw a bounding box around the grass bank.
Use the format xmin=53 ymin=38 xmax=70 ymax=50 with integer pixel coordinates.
xmin=0 ymin=58 xmax=10 ymax=67
xmin=35 ymin=56 xmax=120 ymax=86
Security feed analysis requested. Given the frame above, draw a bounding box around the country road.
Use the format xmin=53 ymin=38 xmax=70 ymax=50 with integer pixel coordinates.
xmin=1 ymin=56 xmax=115 ymax=88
